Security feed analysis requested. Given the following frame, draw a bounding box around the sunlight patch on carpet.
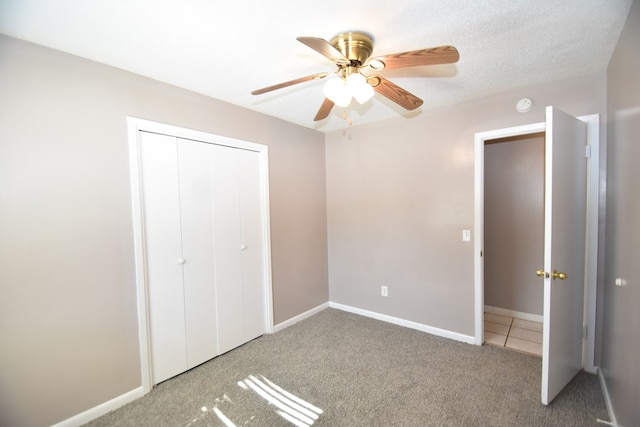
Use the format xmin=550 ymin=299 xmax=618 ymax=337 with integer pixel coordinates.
xmin=238 ymin=375 xmax=323 ymax=426
xmin=185 ymin=375 xmax=323 ymax=426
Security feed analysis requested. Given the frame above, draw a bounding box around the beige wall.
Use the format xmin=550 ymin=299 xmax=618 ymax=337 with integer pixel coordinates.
xmin=326 ymin=72 xmax=606 ymax=336
xmin=0 ymin=35 xmax=328 ymax=427
xmin=602 ymin=0 xmax=640 ymax=424
xmin=484 ymin=134 xmax=544 ymax=316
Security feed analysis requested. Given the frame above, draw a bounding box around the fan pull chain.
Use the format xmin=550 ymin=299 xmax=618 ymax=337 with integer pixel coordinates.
xmin=342 ymin=107 xmax=353 ymax=126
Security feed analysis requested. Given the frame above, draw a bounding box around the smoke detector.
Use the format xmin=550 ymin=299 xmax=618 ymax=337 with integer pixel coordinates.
xmin=516 ymin=98 xmax=533 ymax=113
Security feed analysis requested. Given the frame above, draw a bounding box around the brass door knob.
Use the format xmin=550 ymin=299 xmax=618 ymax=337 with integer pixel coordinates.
xmin=536 ymin=269 xmax=546 ymax=277
xmin=552 ymin=270 xmax=568 ymax=280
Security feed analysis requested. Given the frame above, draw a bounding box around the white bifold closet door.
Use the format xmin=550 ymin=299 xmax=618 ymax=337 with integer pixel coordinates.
xmin=139 ymin=131 xmax=266 ymax=384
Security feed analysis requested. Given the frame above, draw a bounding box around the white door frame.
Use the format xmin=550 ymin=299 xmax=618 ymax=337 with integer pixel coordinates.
xmin=127 ymin=117 xmax=275 ymax=393
xmin=473 ymin=113 xmax=599 ymax=373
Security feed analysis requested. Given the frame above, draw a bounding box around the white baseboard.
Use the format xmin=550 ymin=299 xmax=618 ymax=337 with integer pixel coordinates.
xmin=597 ymin=368 xmax=618 ymax=426
xmin=484 ymin=305 xmax=544 ymax=323
xmin=51 ymin=386 xmax=145 ymax=427
xmin=329 ymin=302 xmax=476 ymax=345
xmin=273 ymin=302 xmax=330 ymax=333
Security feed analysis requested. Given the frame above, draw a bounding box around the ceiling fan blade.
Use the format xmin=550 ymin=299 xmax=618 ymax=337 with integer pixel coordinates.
xmin=314 ymin=98 xmax=335 ymax=121
xmin=367 ymin=45 xmax=459 ymax=71
xmin=369 ymin=76 xmax=423 ymax=110
xmin=251 ymin=72 xmax=329 ymax=95
xmin=296 ymin=37 xmax=351 ymax=66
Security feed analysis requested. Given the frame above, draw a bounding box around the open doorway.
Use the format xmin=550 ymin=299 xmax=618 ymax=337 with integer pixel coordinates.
xmin=483 ymin=132 xmax=545 ymax=357
xmin=473 ymin=112 xmax=600 ymax=379
xmin=474 ymin=110 xmax=601 ymax=404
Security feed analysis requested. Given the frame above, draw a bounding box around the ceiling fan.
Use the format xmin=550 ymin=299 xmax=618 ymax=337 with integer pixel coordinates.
xmin=251 ymin=31 xmax=460 ymax=122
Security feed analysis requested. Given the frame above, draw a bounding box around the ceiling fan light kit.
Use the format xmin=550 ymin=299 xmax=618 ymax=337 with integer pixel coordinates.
xmin=323 ymin=72 xmax=374 ymax=107
xmin=251 ymin=30 xmax=460 ymax=123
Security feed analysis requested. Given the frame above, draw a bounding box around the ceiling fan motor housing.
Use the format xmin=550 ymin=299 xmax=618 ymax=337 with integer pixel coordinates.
xmin=329 ymin=32 xmax=374 ymax=66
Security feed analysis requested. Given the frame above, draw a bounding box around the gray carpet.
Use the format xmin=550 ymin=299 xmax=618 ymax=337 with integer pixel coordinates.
xmin=85 ymin=308 xmax=609 ymax=426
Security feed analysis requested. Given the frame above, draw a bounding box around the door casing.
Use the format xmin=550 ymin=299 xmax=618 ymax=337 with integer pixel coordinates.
xmin=473 ymin=113 xmax=600 ymax=373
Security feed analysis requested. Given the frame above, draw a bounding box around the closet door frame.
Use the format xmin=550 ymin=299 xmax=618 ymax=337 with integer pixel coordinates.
xmin=127 ymin=117 xmax=274 ymax=393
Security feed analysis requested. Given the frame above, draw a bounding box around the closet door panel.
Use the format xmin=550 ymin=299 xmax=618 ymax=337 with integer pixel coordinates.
xmin=210 ymin=146 xmax=245 ymax=354
xmin=238 ymin=149 xmax=267 ymax=340
xmin=177 ymin=139 xmax=219 ymax=368
xmin=139 ymin=132 xmax=187 ymax=384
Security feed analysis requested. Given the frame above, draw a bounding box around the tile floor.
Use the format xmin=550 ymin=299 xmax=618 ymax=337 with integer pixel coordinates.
xmin=484 ymin=312 xmax=543 ymax=357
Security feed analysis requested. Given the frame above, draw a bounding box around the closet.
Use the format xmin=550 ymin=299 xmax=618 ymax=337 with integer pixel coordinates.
xmin=138 ymin=130 xmax=268 ymax=384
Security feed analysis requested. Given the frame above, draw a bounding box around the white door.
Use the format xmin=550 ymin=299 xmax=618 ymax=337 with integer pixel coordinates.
xmin=237 ymin=149 xmax=268 ymax=342
xmin=209 ymin=145 xmax=266 ymax=354
xmin=178 ymin=138 xmax=221 ymax=369
xmin=540 ymin=106 xmax=588 ymax=404
xmin=139 ymin=132 xmax=192 ymax=383
xmin=139 ymin=132 xmax=267 ymax=384
xmin=179 ymin=140 xmax=265 ymax=361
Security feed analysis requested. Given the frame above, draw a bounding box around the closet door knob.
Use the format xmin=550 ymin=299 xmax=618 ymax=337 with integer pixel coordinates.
xmin=240 ymin=244 xmax=248 ymax=251
xmin=177 ymin=258 xmax=186 ymax=265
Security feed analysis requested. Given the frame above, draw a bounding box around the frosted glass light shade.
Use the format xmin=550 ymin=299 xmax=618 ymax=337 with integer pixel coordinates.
xmin=323 ymin=76 xmax=351 ymax=107
xmin=347 ymin=73 xmax=374 ymax=104
xmin=323 ymin=73 xmax=374 ymax=107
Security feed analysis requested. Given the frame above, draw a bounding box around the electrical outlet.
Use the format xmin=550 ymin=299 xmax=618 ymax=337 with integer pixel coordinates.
xmin=462 ymin=229 xmax=471 ymax=242
xmin=381 ymin=285 xmax=388 ymax=297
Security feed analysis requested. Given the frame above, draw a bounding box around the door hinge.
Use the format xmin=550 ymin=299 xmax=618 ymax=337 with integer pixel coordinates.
xmin=584 ymin=145 xmax=591 ymax=158
xmin=583 ymin=324 xmax=588 ymax=339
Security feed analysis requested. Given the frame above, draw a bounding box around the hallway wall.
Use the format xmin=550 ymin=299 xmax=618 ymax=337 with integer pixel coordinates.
xmin=484 ymin=134 xmax=545 ymax=315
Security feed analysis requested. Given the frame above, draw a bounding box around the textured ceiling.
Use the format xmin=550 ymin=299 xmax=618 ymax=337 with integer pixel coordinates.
xmin=0 ymin=0 xmax=632 ymax=132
